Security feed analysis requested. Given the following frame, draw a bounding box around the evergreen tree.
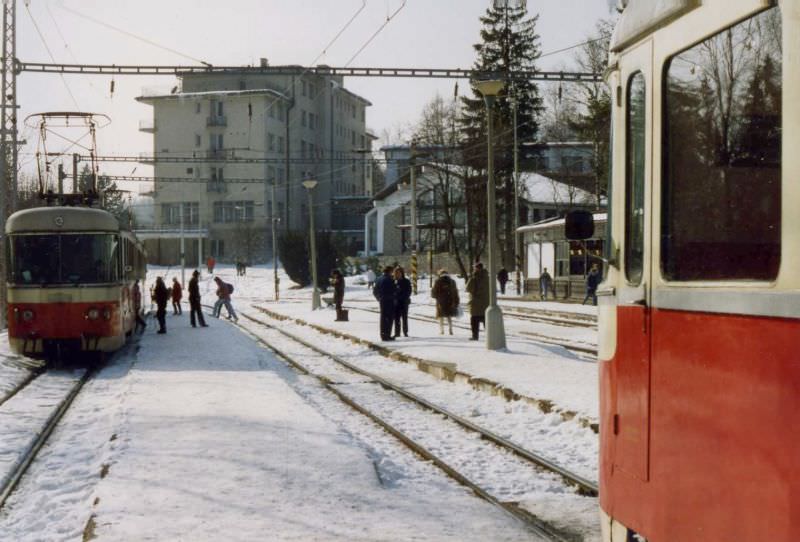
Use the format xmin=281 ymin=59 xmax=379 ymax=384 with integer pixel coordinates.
xmin=460 ymin=3 xmax=543 ymax=267
xmin=77 ymin=165 xmax=128 ymax=223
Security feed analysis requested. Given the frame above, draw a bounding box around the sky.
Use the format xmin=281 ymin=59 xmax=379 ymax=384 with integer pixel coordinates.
xmin=15 ymin=0 xmax=615 ymax=191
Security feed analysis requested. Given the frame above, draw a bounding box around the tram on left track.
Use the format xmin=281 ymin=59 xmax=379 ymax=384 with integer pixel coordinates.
xmin=6 ymin=206 xmax=147 ymax=359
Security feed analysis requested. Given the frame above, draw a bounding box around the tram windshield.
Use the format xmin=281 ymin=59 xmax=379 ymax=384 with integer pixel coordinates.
xmin=8 ymin=233 xmax=120 ymax=285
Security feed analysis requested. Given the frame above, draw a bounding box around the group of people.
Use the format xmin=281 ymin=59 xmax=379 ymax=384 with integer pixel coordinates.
xmin=131 ymin=270 xmax=238 ymax=335
xmin=372 ymin=266 xmax=412 ymax=341
xmin=367 ymin=261 xmax=493 ymax=342
xmin=537 ymin=264 xmax=601 ymax=305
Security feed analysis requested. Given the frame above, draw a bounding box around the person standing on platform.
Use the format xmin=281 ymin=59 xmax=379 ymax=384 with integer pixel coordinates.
xmin=431 ymin=269 xmax=459 ymax=335
xmin=466 ymin=262 xmax=490 ymax=341
xmin=583 ymin=264 xmax=602 ymax=306
xmin=153 ymin=277 xmax=169 ymax=334
xmin=365 ymin=268 xmax=376 ymax=289
xmin=188 ymin=270 xmax=208 ymax=328
xmin=497 ymin=267 xmax=509 ymax=295
xmin=330 ymin=268 xmax=346 ymax=321
xmin=171 ymin=277 xmax=183 ymax=315
xmin=132 ymin=279 xmax=147 ymax=333
xmin=373 ymin=266 xmax=397 ymax=341
xmin=393 ymin=266 xmax=412 ymax=338
xmin=540 ymin=268 xmax=553 ymax=301
xmin=207 ymin=256 xmax=215 ymax=274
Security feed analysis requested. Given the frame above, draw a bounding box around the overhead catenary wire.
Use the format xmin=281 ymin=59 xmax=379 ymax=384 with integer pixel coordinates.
xmin=56 ymin=0 xmax=212 ymax=66
xmin=24 ymin=3 xmax=81 ymax=110
xmin=344 ymin=0 xmax=407 ymax=67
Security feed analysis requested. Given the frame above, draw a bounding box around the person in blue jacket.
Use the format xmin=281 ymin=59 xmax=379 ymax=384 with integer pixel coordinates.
xmin=583 ymin=264 xmax=602 ymax=306
xmin=373 ymin=266 xmax=397 ymax=341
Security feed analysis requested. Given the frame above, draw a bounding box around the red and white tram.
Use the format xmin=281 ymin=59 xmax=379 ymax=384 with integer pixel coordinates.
xmin=569 ymin=0 xmax=796 ymax=540
xmin=6 ymin=206 xmax=146 ymax=359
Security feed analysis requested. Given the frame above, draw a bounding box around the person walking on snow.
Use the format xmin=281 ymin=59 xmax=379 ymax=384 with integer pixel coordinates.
xmin=373 ymin=266 xmax=397 ymax=341
xmin=213 ymin=276 xmax=238 ymax=321
xmin=206 ymin=256 xmax=215 ymax=274
xmin=431 ymin=269 xmax=459 ymax=335
xmin=466 ymin=262 xmax=490 ymax=341
xmin=188 ymin=270 xmax=208 ymax=328
xmin=539 ymin=268 xmax=553 ymax=301
xmin=171 ymin=277 xmax=183 ymax=315
xmin=153 ymin=276 xmax=169 ymax=334
xmin=583 ymin=264 xmax=602 ymax=306
xmin=393 ymin=266 xmax=412 ymax=338
xmin=497 ymin=267 xmax=509 ymax=295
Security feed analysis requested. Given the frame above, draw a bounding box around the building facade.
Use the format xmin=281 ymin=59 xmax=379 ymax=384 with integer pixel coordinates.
xmin=137 ymin=65 xmax=373 ymax=264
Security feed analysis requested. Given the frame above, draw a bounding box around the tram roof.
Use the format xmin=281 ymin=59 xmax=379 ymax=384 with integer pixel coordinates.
xmin=611 ymin=0 xmax=699 ymax=52
xmin=6 ymin=206 xmax=120 ymax=234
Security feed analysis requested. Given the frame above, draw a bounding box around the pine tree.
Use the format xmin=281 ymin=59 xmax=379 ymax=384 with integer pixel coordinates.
xmin=460 ymin=3 xmax=543 ymax=267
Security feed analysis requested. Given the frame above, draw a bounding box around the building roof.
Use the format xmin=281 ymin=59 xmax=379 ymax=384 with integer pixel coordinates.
xmin=516 ymin=212 xmax=607 ymax=234
xmin=137 ymin=88 xmax=291 ymax=103
xmin=521 ymin=172 xmax=597 ymax=205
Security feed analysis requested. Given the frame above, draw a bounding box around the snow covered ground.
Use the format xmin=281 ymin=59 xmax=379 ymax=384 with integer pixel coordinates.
xmin=0 ymin=263 xmax=600 ymax=540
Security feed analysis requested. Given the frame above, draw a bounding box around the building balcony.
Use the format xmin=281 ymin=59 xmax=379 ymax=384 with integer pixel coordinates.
xmin=138 ymin=152 xmax=155 ymax=163
xmin=207 ymin=115 xmax=227 ymax=127
xmin=206 ymin=149 xmax=229 ymax=160
xmin=139 ymin=119 xmax=156 ymax=133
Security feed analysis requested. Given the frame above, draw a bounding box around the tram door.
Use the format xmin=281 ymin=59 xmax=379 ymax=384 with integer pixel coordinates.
xmin=614 ymin=41 xmax=653 ymax=482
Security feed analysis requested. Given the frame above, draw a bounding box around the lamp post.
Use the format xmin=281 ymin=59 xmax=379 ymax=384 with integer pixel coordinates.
xmin=473 ymin=79 xmax=507 ymax=350
xmin=511 ymin=90 xmax=522 ymax=296
xmin=302 ymin=179 xmax=321 ymax=310
xmin=409 ymin=139 xmax=418 ymax=295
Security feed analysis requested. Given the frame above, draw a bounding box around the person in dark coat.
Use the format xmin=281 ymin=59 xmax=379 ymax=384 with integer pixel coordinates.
xmin=330 ymin=268 xmax=346 ymax=321
xmin=497 ymin=267 xmax=509 ymax=295
xmin=583 ymin=264 xmax=602 ymax=306
xmin=392 ymin=266 xmax=412 ymax=338
xmin=373 ymin=265 xmax=397 ymax=341
xmin=188 ymin=269 xmax=208 ymax=328
xmin=153 ymin=276 xmax=170 ymax=334
xmin=431 ymin=269 xmax=459 ymax=335
xmin=171 ymin=277 xmax=183 ymax=315
xmin=539 ymin=268 xmax=553 ymax=301
xmin=465 ymin=262 xmax=490 ymax=341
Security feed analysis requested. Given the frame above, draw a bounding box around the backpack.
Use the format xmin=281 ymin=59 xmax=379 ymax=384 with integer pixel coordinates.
xmin=226 ymin=283 xmax=234 ymax=295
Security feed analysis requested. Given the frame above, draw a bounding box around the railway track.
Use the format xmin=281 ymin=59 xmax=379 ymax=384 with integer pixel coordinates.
xmin=236 ymin=310 xmax=598 ymax=541
xmin=345 ymin=305 xmax=598 ymax=358
xmin=0 ymin=368 xmax=94 ymax=510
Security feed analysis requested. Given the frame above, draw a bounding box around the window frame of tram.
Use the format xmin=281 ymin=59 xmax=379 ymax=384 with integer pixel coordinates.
xmin=662 ymin=7 xmax=782 ymax=281
xmin=625 ymin=71 xmax=646 ymax=286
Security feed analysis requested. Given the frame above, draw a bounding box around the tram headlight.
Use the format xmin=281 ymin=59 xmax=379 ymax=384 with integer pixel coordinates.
xmin=86 ymin=308 xmax=100 ymax=320
xmin=102 ymin=308 xmax=112 ymax=320
xmin=21 ymin=309 xmax=34 ymax=322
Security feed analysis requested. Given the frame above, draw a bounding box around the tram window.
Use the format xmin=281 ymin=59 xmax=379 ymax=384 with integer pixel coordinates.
xmin=625 ymin=72 xmax=646 ymax=285
xmin=8 ymin=235 xmax=60 ymax=285
xmin=663 ymin=8 xmax=781 ymax=281
xmin=60 ymin=234 xmax=119 ymax=284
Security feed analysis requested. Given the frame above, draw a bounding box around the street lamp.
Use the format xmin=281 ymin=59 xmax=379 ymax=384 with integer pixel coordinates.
xmin=302 ymin=179 xmax=321 ymax=310
xmin=472 ymin=79 xmax=507 ymax=350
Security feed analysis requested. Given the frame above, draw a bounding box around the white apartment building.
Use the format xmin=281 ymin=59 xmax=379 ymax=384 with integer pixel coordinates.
xmin=137 ymin=66 xmax=374 ymax=264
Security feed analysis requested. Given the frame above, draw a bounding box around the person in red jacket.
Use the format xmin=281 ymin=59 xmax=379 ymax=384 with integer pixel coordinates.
xmin=171 ymin=277 xmax=183 ymax=315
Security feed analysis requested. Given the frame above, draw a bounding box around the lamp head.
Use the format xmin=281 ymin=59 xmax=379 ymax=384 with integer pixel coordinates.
xmin=302 ymin=179 xmax=318 ymax=190
xmin=472 ymin=79 xmax=505 ymax=98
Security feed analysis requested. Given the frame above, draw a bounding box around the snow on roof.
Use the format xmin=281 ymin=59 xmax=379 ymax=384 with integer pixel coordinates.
xmin=521 ymin=172 xmax=596 ymax=205
xmin=517 ymin=212 xmax=607 ymax=234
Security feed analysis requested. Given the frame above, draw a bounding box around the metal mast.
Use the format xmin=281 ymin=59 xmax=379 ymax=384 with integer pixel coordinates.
xmin=0 ymin=0 xmax=17 ymax=329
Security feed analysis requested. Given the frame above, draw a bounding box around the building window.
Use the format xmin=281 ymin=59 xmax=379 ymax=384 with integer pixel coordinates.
xmin=212 ymin=201 xmax=254 ymax=223
xmin=195 ymin=102 xmax=201 ymax=114
xmin=211 ymin=239 xmax=225 ymax=258
xmin=301 ymin=80 xmax=307 ymax=97
xmin=268 ymin=133 xmax=275 ymax=152
xmin=301 ymin=110 xmax=307 ymax=127
xmin=186 ymin=167 xmax=193 ymax=175
xmin=301 ymin=140 xmax=307 ymax=158
xmin=277 ymin=136 xmax=284 ymax=153
xmin=267 ymin=165 xmax=275 ymax=182
xmin=195 ymin=134 xmax=201 ymax=147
